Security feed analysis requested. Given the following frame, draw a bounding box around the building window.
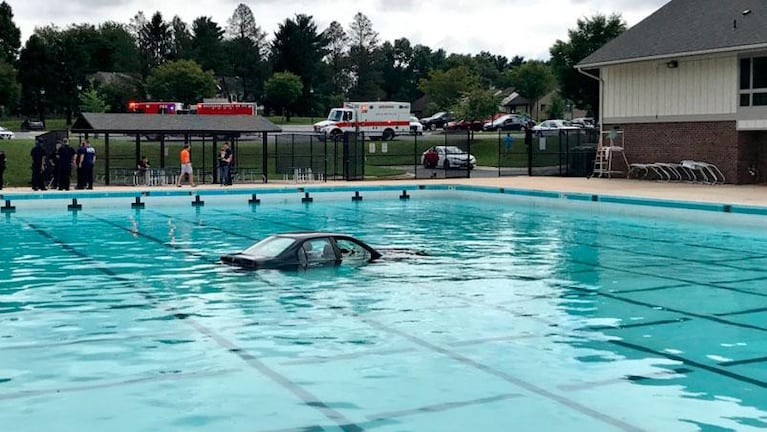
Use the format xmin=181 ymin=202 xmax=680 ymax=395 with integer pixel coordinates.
xmin=740 ymin=55 xmax=767 ymax=106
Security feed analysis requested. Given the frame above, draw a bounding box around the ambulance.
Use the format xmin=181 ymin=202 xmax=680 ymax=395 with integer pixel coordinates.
xmin=313 ymin=101 xmax=411 ymax=140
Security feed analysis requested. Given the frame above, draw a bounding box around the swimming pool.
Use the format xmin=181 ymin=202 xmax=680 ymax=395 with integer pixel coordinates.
xmin=1 ymin=188 xmax=767 ymax=431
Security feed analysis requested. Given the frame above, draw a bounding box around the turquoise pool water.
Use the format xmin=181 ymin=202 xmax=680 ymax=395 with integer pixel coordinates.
xmin=1 ymin=192 xmax=766 ymax=431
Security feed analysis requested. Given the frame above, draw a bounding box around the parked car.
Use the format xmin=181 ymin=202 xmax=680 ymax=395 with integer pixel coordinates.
xmin=409 ymin=116 xmax=424 ymax=135
xmin=445 ymin=119 xmax=483 ymax=131
xmin=532 ymin=119 xmax=581 ymax=136
xmin=421 ymin=145 xmax=476 ymax=170
xmin=571 ymin=117 xmax=596 ymax=129
xmin=482 ymin=114 xmax=534 ymax=131
xmin=0 ymin=126 xmax=14 ymax=139
xmin=419 ymin=111 xmax=454 ymax=130
xmin=21 ymin=119 xmax=45 ymax=131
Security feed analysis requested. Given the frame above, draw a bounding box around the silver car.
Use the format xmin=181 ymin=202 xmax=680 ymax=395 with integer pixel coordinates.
xmin=0 ymin=126 xmax=14 ymax=140
xmin=421 ymin=145 xmax=476 ymax=170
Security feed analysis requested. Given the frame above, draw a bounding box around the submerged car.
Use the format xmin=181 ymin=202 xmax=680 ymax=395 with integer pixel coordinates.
xmin=421 ymin=145 xmax=476 ymax=170
xmin=220 ymin=232 xmax=383 ymax=270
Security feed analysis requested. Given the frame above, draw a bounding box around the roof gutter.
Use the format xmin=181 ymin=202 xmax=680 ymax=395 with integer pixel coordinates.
xmin=576 ymin=67 xmax=604 ymax=145
xmin=577 ymin=42 xmax=767 ymax=69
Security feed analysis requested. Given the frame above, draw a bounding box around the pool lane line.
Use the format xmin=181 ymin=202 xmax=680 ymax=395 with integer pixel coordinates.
xmin=79 ymin=213 xmax=365 ymax=431
xmin=361 ymin=317 xmax=647 ymax=432
xmin=717 ymin=355 xmax=767 ymax=367
xmin=182 ymin=317 xmax=363 ymax=432
xmin=714 ymin=305 xmax=767 ymax=317
xmin=0 ymin=369 xmax=240 ymax=401
xmin=609 ymin=339 xmax=767 ymax=389
xmin=364 ymin=392 xmax=523 ymax=421
xmin=584 ymin=317 xmax=692 ymax=331
xmin=456 ymin=291 xmax=767 ymax=390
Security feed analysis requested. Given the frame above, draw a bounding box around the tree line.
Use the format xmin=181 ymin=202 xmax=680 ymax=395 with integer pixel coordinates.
xmin=0 ymin=2 xmax=627 ymax=123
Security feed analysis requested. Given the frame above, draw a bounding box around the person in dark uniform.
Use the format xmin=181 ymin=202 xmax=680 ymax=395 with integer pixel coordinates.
xmin=49 ymin=141 xmax=62 ymax=190
xmin=30 ymin=139 xmax=47 ymax=191
xmin=57 ymin=139 xmax=76 ymax=190
xmin=0 ymin=150 xmax=6 ymax=189
xmin=75 ymin=141 xmax=86 ymax=189
xmin=82 ymin=140 xmax=96 ymax=189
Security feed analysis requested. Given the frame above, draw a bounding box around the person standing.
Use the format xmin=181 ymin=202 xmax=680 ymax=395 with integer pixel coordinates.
xmin=30 ymin=139 xmax=47 ymax=191
xmin=218 ymin=142 xmax=232 ymax=186
xmin=82 ymin=140 xmax=96 ymax=189
xmin=137 ymin=155 xmax=150 ymax=186
xmin=0 ymin=150 xmax=6 ymax=189
xmin=176 ymin=143 xmax=196 ymax=187
xmin=57 ymin=139 xmax=76 ymax=190
xmin=48 ymin=141 xmax=62 ymax=190
xmin=75 ymin=141 xmax=87 ymax=189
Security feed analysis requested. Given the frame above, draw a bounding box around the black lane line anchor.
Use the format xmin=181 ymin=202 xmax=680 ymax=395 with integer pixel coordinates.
xmin=301 ymin=192 xmax=313 ymax=203
xmin=131 ymin=197 xmax=145 ymax=209
xmin=192 ymin=195 xmax=205 ymax=207
xmin=68 ymin=198 xmax=82 ymax=211
xmin=1 ymin=199 xmax=15 ymax=213
xmin=352 ymin=191 xmax=363 ymax=201
xmin=248 ymin=194 xmax=261 ymax=205
xmin=399 ymin=189 xmax=410 ymax=200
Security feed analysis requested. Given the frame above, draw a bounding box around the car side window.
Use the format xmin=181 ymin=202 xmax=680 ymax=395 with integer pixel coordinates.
xmin=299 ymin=238 xmax=336 ymax=266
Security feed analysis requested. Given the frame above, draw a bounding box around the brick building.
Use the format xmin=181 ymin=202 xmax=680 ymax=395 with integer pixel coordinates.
xmin=577 ymin=0 xmax=767 ymax=184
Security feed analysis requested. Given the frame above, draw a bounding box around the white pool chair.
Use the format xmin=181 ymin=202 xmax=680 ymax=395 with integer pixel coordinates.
xmin=680 ymin=160 xmax=725 ymax=184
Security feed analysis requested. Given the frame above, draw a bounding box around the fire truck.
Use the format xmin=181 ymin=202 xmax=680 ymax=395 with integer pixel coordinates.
xmin=128 ymin=101 xmax=184 ymax=114
xmin=195 ymin=102 xmax=256 ymax=115
xmin=313 ymin=101 xmax=410 ymax=140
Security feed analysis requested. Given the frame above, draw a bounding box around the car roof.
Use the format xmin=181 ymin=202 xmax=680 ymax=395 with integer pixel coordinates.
xmin=272 ymin=231 xmax=356 ymax=240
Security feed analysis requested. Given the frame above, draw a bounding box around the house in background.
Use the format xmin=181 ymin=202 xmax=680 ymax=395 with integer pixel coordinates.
xmin=577 ymin=0 xmax=767 ymax=184
xmin=500 ymin=89 xmax=587 ymax=121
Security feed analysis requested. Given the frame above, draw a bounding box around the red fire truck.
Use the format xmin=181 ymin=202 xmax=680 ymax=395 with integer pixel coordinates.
xmin=128 ymin=101 xmax=184 ymax=114
xmin=195 ymin=102 xmax=256 ymax=115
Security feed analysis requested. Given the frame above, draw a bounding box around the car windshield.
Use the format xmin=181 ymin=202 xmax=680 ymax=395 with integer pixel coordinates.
xmin=327 ymin=109 xmax=344 ymax=122
xmin=241 ymin=236 xmax=296 ymax=258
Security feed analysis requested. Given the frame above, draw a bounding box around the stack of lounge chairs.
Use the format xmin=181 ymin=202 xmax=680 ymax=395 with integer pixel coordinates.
xmin=627 ymin=160 xmax=725 ymax=184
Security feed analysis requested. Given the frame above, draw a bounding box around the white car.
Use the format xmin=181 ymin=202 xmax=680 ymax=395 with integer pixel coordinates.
xmin=532 ymin=119 xmax=581 ymax=136
xmin=0 ymin=126 xmax=14 ymax=140
xmin=421 ymin=145 xmax=476 ymax=170
xmin=409 ymin=116 xmax=424 ymax=135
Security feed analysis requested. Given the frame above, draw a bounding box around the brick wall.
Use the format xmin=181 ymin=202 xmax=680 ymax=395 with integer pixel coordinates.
xmin=604 ymin=121 xmax=755 ymax=184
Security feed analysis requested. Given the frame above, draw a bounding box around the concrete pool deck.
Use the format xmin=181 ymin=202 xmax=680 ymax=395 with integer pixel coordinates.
xmin=2 ymin=177 xmax=766 ymax=207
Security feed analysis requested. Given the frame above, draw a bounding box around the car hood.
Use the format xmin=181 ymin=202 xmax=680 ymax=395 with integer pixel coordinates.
xmin=313 ymin=120 xmax=336 ymax=129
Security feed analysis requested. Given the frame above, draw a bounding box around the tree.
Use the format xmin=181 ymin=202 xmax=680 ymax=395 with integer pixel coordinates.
xmin=17 ymin=33 xmax=55 ymax=117
xmin=452 ymin=88 xmax=500 ymax=122
xmin=169 ymin=16 xmax=193 ymax=61
xmin=224 ymin=4 xmax=268 ymax=102
xmin=134 ymin=11 xmax=173 ymax=76
xmin=79 ymin=87 xmax=110 ymax=112
xmin=0 ymin=60 xmax=19 ymax=114
xmin=550 ymin=13 xmax=627 ymax=118
xmin=264 ymin=71 xmax=303 ymax=121
xmin=145 ymin=59 xmax=217 ymax=105
xmin=191 ymin=16 xmax=225 ymax=73
xmin=347 ymin=12 xmax=382 ymax=100
xmin=96 ymin=22 xmax=141 ymax=74
xmin=226 ymin=3 xmax=266 ymax=49
xmin=322 ymin=21 xmax=350 ymax=98
xmin=509 ymin=61 xmax=556 ymax=120
xmin=270 ymin=14 xmax=329 ymax=115
xmin=419 ymin=66 xmax=478 ymax=114
xmin=0 ymin=1 xmax=20 ymax=64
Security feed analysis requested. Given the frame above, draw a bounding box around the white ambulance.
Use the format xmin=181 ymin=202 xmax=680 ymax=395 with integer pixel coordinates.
xmin=313 ymin=101 xmax=411 ymax=140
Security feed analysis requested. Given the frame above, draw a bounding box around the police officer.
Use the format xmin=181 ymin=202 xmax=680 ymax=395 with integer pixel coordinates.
xmin=30 ymin=139 xmax=47 ymax=191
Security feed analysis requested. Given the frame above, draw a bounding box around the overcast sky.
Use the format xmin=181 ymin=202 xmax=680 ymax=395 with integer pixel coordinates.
xmin=5 ymin=0 xmax=669 ymax=60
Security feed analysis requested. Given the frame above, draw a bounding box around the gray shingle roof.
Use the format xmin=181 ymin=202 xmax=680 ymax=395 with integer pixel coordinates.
xmin=71 ymin=112 xmax=282 ymax=134
xmin=578 ymin=0 xmax=767 ymax=68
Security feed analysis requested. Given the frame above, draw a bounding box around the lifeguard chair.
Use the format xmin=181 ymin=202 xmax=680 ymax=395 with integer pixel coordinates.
xmin=593 ymin=128 xmax=629 ymax=178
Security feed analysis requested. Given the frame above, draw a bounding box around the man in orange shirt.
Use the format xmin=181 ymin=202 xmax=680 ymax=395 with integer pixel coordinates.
xmin=176 ymin=143 xmax=196 ymax=187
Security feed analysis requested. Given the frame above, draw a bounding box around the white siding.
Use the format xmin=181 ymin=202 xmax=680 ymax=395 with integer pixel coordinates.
xmin=603 ymin=55 xmax=737 ymax=121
